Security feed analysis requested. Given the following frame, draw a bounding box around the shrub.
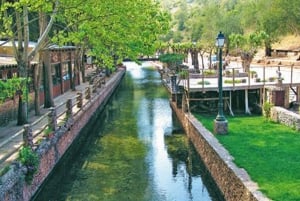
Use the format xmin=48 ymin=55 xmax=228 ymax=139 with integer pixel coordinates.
xmin=203 ymin=70 xmax=216 ymax=76
xmin=19 ymin=146 xmax=39 ymax=183
xmin=263 ymin=102 xmax=274 ymax=121
xmin=197 ymin=80 xmax=210 ymax=85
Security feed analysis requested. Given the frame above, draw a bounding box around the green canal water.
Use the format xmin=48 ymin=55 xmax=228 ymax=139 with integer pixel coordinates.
xmin=33 ymin=62 xmax=224 ymax=201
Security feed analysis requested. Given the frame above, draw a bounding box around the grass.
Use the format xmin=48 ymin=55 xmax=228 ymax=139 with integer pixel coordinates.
xmin=193 ymin=113 xmax=300 ymax=201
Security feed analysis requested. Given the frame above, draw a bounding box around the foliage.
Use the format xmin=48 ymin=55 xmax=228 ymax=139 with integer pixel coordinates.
xmin=263 ymin=102 xmax=274 ymax=121
xmin=203 ymin=69 xmax=216 ymax=76
xmin=159 ymin=53 xmax=184 ymax=70
xmin=194 ymin=114 xmax=300 ymax=201
xmin=0 ymin=165 xmax=10 ymax=177
xmin=43 ymin=126 xmax=54 ymax=137
xmin=160 ymin=0 xmax=297 ymax=57
xmin=158 ymin=53 xmax=184 ymax=63
xmin=229 ymin=31 xmax=269 ymax=54
xmin=224 ymin=79 xmax=246 ymax=84
xmin=0 ymin=76 xmax=29 ymax=103
xmin=197 ymin=80 xmax=210 ymax=85
xmin=178 ymin=70 xmax=188 ymax=78
xmin=19 ymin=146 xmax=39 ymax=183
xmin=53 ymin=0 xmax=170 ymax=67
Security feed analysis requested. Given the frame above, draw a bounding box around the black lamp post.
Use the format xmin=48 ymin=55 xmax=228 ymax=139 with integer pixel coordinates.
xmin=214 ymin=31 xmax=228 ymax=134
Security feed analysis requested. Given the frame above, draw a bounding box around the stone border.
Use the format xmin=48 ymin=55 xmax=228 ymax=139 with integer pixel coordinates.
xmin=170 ymin=102 xmax=269 ymax=201
xmin=270 ymin=106 xmax=300 ymax=130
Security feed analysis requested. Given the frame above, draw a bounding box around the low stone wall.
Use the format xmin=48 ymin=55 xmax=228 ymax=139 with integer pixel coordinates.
xmin=170 ymin=102 xmax=269 ymax=201
xmin=270 ymin=106 xmax=300 ymax=130
xmin=0 ymin=68 xmax=125 ymax=201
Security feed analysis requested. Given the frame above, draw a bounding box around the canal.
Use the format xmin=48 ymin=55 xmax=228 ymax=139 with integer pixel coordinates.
xmin=33 ymin=61 xmax=224 ymax=201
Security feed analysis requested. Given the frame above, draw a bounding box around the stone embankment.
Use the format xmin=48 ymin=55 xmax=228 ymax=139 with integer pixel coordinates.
xmin=170 ymin=101 xmax=270 ymax=201
xmin=271 ymin=106 xmax=300 ymax=130
xmin=0 ymin=68 xmax=125 ymax=201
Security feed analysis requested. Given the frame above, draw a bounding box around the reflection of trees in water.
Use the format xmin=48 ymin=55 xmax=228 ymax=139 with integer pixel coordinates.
xmin=165 ymin=133 xmax=225 ymax=201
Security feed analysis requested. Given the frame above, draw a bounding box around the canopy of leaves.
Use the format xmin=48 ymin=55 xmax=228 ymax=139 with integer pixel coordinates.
xmin=158 ymin=53 xmax=184 ymax=63
xmin=159 ymin=0 xmax=300 ymax=52
xmin=52 ymin=0 xmax=170 ymax=67
xmin=0 ymin=0 xmax=170 ymax=67
xmin=0 ymin=76 xmax=27 ymax=102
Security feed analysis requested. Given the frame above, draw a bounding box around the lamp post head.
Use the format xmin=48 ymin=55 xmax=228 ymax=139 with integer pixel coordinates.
xmin=216 ymin=31 xmax=225 ymax=48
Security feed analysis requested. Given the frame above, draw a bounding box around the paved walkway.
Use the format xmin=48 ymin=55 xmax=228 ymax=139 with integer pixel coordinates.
xmin=0 ymin=69 xmax=96 ymax=168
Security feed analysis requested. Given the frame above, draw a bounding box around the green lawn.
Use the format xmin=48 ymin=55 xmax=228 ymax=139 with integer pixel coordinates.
xmin=193 ymin=114 xmax=300 ymax=201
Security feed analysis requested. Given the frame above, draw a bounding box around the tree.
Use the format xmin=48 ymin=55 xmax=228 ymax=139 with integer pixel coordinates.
xmin=229 ymin=31 xmax=269 ymax=72
xmin=0 ymin=0 xmax=58 ymax=124
xmin=0 ymin=0 xmax=170 ymax=125
xmin=54 ymin=0 xmax=170 ymax=68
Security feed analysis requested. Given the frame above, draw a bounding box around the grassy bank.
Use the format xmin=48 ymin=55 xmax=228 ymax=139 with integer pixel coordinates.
xmin=193 ymin=114 xmax=300 ymax=201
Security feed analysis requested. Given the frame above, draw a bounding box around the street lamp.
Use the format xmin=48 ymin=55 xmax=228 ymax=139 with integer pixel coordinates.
xmin=214 ymin=31 xmax=228 ymax=134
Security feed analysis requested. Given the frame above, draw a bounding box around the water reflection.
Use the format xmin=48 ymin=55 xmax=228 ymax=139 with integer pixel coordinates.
xmin=33 ymin=62 xmax=223 ymax=201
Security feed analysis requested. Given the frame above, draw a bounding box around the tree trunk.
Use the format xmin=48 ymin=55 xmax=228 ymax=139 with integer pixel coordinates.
xmin=191 ymin=50 xmax=199 ymax=72
xmin=34 ymin=63 xmax=41 ymax=115
xmin=17 ymin=94 xmax=27 ymax=125
xmin=15 ymin=8 xmax=29 ymax=125
xmin=43 ymin=50 xmax=54 ymax=108
xmin=240 ymin=52 xmax=253 ymax=73
xmin=33 ymin=12 xmax=48 ymax=115
xmin=69 ymin=55 xmax=75 ymax=91
xmin=81 ymin=52 xmax=86 ymax=83
xmin=265 ymin=43 xmax=272 ymax=57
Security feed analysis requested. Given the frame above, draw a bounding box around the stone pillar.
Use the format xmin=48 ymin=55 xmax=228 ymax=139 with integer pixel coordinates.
xmin=85 ymin=87 xmax=91 ymax=99
xmin=77 ymin=92 xmax=83 ymax=108
xmin=48 ymin=107 xmax=57 ymax=132
xmin=66 ymin=99 xmax=73 ymax=119
xmin=214 ymin=120 xmax=228 ymax=135
xmin=23 ymin=124 xmax=33 ymax=148
xmin=171 ymin=75 xmax=177 ymax=101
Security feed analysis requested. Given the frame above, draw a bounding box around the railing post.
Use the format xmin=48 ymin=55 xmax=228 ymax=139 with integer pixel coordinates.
xmin=66 ymin=99 xmax=73 ymax=118
xmin=77 ymin=92 xmax=83 ymax=108
xmin=92 ymin=81 xmax=97 ymax=93
xmin=48 ymin=107 xmax=57 ymax=132
xmin=23 ymin=124 xmax=33 ymax=148
xmin=85 ymin=87 xmax=91 ymax=99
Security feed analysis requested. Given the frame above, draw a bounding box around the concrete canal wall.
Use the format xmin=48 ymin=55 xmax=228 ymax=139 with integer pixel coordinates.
xmin=0 ymin=69 xmax=125 ymax=201
xmin=170 ymin=101 xmax=269 ymax=201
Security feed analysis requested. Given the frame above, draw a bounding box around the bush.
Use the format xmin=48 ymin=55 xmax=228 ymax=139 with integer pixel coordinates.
xmin=263 ymin=102 xmax=274 ymax=121
xmin=19 ymin=146 xmax=39 ymax=183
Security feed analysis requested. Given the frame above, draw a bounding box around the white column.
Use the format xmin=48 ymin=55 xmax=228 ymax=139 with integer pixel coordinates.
xmin=245 ymin=89 xmax=251 ymax=114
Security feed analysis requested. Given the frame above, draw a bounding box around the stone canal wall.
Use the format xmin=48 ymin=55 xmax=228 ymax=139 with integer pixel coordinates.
xmin=170 ymin=101 xmax=269 ymax=201
xmin=270 ymin=106 xmax=300 ymax=130
xmin=0 ymin=69 xmax=125 ymax=201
